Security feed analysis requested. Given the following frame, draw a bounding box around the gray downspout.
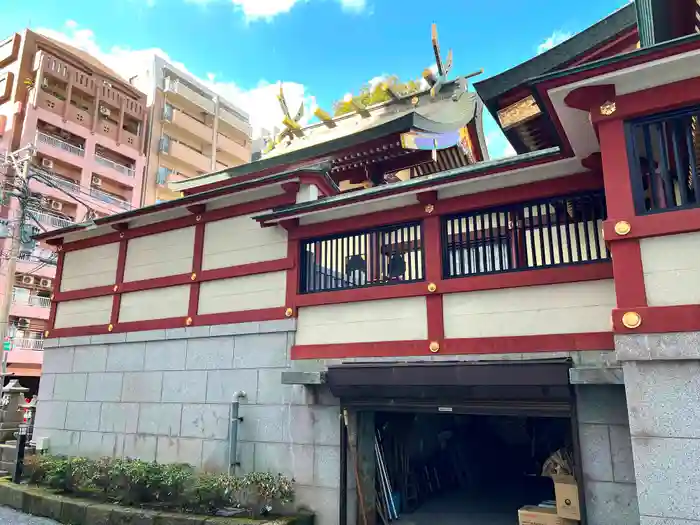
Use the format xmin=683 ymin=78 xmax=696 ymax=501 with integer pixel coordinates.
xmin=229 ymin=391 xmax=247 ymax=475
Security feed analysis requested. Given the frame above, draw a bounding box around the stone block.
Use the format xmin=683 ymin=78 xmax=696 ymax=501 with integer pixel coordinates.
xmin=238 ymin=405 xmax=289 ymax=443
xmin=86 ymin=372 xmax=124 ymax=402
xmin=610 ymin=424 xmax=635 ymax=483
xmin=569 ymin=366 xmax=624 ymax=385
xmin=0 ymin=481 xmax=25 ymax=509
xmin=123 ymin=434 xmax=158 ymax=461
xmin=571 ymin=350 xmax=618 ymax=367
xmin=210 ymin=321 xmax=260 ymax=337
xmin=584 ymin=480 xmax=639 ymax=525
xmin=60 ymin=336 xmax=92 ymax=347
xmin=618 ymin=332 xmax=700 ymax=361
xmin=576 ymin=385 xmax=629 ymax=425
xmin=166 ymin=326 xmax=210 ymax=340
xmin=236 ymin=441 xmax=255 ymax=474
xmin=162 ymin=371 xmax=207 ymax=403
xmin=206 ymin=369 xmax=259 ymax=404
xmin=85 ymin=503 xmax=113 ymax=525
xmin=73 ymin=345 xmax=108 ymax=372
xmin=91 ymin=333 xmax=127 ymax=345
xmin=53 ymin=373 xmax=88 ymax=401
xmin=579 ymin=424 xmax=613 ymax=482
xmin=47 ymin=429 xmax=81 ymax=455
xmin=181 ymin=404 xmax=230 ymax=440
xmin=254 ymin=442 xmax=314 ymax=485
xmin=144 ymin=340 xmax=187 ymax=371
xmin=138 ymin=403 xmax=182 ymax=436
xmin=109 ymin=506 xmax=159 ymax=525
xmin=641 ymin=518 xmax=700 ymax=525
xmin=259 ymin=318 xmax=296 ymax=333
xmin=65 ymin=402 xmax=101 ymax=432
xmin=23 ymin=490 xmax=63 ymax=520
xmin=34 ymin=400 xmax=67 ymax=429
xmin=314 ymin=445 xmax=340 ymax=488
xmin=154 ymin=513 xmax=206 ymax=525
xmin=186 ymin=337 xmax=234 ymax=370
xmin=294 ymin=485 xmax=339 ymax=525
xmin=99 ymin=403 xmax=139 ymax=434
xmin=106 ymin=343 xmax=146 ymax=372
xmin=233 ymin=333 xmax=289 ymax=369
xmin=43 ymin=338 xmax=59 ymax=349
xmin=625 ymin=361 xmax=700 ymax=439
xmin=127 ymin=329 xmax=167 ymax=342
xmin=43 ymin=347 xmax=75 ymax=374
xmin=60 ymin=498 xmax=90 ymax=524
xmin=80 ymin=431 xmax=123 ymax=458
xmin=258 ymin=370 xmax=309 ymax=405
xmin=313 ymin=406 xmax=341 ymax=446
xmin=156 ymin=436 xmax=203 ymax=467
xmin=201 ymin=439 xmax=228 ymax=473
xmin=121 ymin=372 xmax=163 ymax=403
xmin=37 ymin=373 xmax=56 ymax=401
xmin=633 ymin=435 xmax=700 ymax=521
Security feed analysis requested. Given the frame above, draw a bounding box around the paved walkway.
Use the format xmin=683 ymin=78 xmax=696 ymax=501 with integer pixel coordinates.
xmin=0 ymin=506 xmax=58 ymax=524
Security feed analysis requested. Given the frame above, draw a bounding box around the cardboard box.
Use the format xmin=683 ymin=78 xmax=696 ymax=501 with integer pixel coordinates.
xmin=518 ymin=506 xmax=578 ymax=525
xmin=553 ymin=475 xmax=581 ymax=520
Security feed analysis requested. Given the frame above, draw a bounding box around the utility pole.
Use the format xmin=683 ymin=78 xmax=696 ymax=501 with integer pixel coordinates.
xmin=0 ymin=146 xmax=35 ymax=376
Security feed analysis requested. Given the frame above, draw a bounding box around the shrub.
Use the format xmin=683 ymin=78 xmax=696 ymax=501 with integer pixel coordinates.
xmin=25 ymin=454 xmax=294 ymax=516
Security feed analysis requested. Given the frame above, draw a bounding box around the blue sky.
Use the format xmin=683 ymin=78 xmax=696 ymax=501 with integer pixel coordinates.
xmin=2 ymin=0 xmax=630 ymax=157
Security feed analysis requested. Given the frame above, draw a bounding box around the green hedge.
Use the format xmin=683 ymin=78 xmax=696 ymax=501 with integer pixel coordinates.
xmin=25 ymin=455 xmax=294 ymax=517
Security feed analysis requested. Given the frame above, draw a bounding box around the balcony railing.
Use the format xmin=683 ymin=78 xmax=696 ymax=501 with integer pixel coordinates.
xmin=94 ymin=154 xmax=135 ymax=177
xmin=36 ymin=131 xmax=85 ymax=157
xmin=628 ymin=105 xmax=700 ymax=214
xmin=11 ymin=338 xmax=44 ymax=351
xmin=300 ymin=222 xmax=425 ymax=294
xmin=27 ymin=209 xmax=74 ymax=230
xmin=89 ymin=187 xmax=131 ymax=210
xmin=298 ymin=191 xmax=609 ymax=294
xmin=12 ymin=291 xmax=51 ymax=309
xmin=442 ymin=191 xmax=609 ymax=278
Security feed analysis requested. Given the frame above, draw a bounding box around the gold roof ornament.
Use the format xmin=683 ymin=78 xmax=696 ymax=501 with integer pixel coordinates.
xmin=267 ymin=83 xmax=306 ymax=153
xmin=424 ymin=23 xmax=454 ymax=98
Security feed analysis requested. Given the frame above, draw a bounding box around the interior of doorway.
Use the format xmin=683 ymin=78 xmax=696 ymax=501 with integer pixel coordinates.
xmin=372 ymin=410 xmax=573 ymax=525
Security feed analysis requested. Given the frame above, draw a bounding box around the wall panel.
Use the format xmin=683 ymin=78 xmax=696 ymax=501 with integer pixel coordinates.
xmin=60 ymin=243 xmax=119 ymax=292
xmin=118 ymin=286 xmax=190 ymax=323
xmin=123 ymin=227 xmax=195 ymax=282
xmin=641 ymin=232 xmax=700 ymax=306
xmin=54 ymin=296 xmax=113 ymax=328
xmin=197 ymin=271 xmax=286 ymax=315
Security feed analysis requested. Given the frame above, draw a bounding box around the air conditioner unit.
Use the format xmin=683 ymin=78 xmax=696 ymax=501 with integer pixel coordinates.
xmin=17 ymin=318 xmax=30 ymax=328
xmin=41 ymin=158 xmax=54 ymax=170
xmin=50 ymin=200 xmax=63 ymax=211
xmin=21 ymin=276 xmax=34 ymax=285
xmin=39 ymin=278 xmax=52 ymax=288
xmin=99 ymin=106 xmax=111 ymax=117
xmin=91 ymin=175 xmax=102 ymax=186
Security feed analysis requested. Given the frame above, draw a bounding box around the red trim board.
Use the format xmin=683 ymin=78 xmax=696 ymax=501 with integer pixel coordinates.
xmin=603 ymin=207 xmax=700 ymax=242
xmin=613 ymin=304 xmax=700 ymax=334
xmin=290 ymin=332 xmax=614 ymax=360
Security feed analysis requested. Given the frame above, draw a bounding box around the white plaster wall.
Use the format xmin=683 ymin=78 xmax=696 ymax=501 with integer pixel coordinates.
xmin=61 ymin=244 xmax=119 ymax=292
xmin=198 ymin=271 xmax=286 ymax=315
xmin=640 ymin=232 xmax=700 ymax=306
xmin=202 ymin=215 xmax=287 ymax=270
xmin=296 ymin=297 xmax=428 ymax=345
xmin=443 ymin=280 xmax=615 ymax=339
xmin=54 ymin=296 xmax=113 ymax=328
xmin=123 ymin=227 xmax=195 ymax=282
xmin=119 ymin=286 xmax=190 ymax=323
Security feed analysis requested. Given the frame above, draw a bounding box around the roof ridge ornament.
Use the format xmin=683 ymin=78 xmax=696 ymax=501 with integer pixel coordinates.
xmin=265 ymin=83 xmax=306 ymax=154
xmin=423 ymin=23 xmax=453 ymax=98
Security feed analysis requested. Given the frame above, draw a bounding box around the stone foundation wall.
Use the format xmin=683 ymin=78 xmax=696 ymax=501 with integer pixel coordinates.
xmin=34 ymin=319 xmax=345 ymax=525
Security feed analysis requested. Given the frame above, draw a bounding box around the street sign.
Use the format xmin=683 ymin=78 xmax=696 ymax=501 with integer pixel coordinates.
xmin=3 ymin=338 xmax=11 ymax=351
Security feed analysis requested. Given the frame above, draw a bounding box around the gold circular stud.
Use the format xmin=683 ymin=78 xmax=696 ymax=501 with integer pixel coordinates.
xmin=614 ymin=220 xmax=631 ymax=236
xmin=113 ymin=285 xmax=119 ymax=292
xmin=600 ymin=101 xmax=616 ymax=116
xmin=50 ymin=294 xmax=55 ymax=300
xmin=108 ymin=324 xmax=114 ymax=332
xmin=119 ymin=232 xmax=125 ymax=239
xmin=196 ymin=215 xmax=202 ymax=222
xmin=427 ymin=283 xmax=437 ymax=293
xmin=411 ymin=96 xmax=419 ymax=106
xmin=185 ymin=317 xmax=193 ymax=326
xmin=191 ymin=273 xmax=197 ymax=281
xmin=285 ymin=307 xmax=294 ymax=318
xmin=429 ymin=341 xmax=440 ymax=353
xmin=424 ymin=204 xmax=435 ymax=214
xmin=44 ymin=330 xmax=50 ymax=338
xmin=57 ymin=245 xmax=63 ymax=252
xmin=621 ymin=311 xmax=642 ymax=329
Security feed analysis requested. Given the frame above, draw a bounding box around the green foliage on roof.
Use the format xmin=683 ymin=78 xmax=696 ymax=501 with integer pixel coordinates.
xmin=333 ymin=76 xmax=422 ymax=116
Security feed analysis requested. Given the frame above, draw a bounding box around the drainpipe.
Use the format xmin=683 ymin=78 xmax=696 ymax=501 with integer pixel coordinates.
xmin=228 ymin=390 xmax=246 ymax=475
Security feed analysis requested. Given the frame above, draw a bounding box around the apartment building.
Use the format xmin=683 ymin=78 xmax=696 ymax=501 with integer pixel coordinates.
xmin=127 ymin=55 xmax=252 ymax=205
xmin=0 ymin=29 xmax=148 ymax=380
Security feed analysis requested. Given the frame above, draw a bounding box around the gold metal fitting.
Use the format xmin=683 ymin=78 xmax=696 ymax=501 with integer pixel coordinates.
xmin=113 ymin=285 xmax=119 ymax=292
xmin=411 ymin=96 xmax=419 ymax=106
xmin=119 ymin=232 xmax=125 ymax=239
xmin=57 ymin=245 xmax=63 ymax=252
xmin=429 ymin=341 xmax=440 ymax=353
xmin=44 ymin=330 xmax=50 ymax=338
xmin=424 ymin=204 xmax=435 ymax=214
xmin=191 ymin=273 xmax=197 ymax=281
xmin=108 ymin=324 xmax=114 ymax=332
xmin=50 ymin=294 xmax=54 ymax=300
xmin=600 ymin=101 xmax=616 ymax=116
xmin=614 ymin=220 xmax=631 ymax=236
xmin=285 ymin=307 xmax=294 ymax=318
xmin=185 ymin=317 xmax=193 ymax=326
xmin=621 ymin=311 xmax=642 ymax=329
xmin=427 ymin=282 xmax=437 ymax=293
xmin=196 ymin=215 xmax=202 ymax=222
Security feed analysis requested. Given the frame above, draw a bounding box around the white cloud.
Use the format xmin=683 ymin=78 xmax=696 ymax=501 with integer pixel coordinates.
xmin=537 ymin=30 xmax=573 ymax=54
xmin=185 ymin=0 xmax=367 ymax=20
xmin=36 ymin=21 xmax=313 ymax=138
xmin=486 ymin=130 xmax=516 ymax=159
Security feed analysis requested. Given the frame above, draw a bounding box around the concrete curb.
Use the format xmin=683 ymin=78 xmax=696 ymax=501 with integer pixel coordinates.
xmin=0 ymin=480 xmax=314 ymax=525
